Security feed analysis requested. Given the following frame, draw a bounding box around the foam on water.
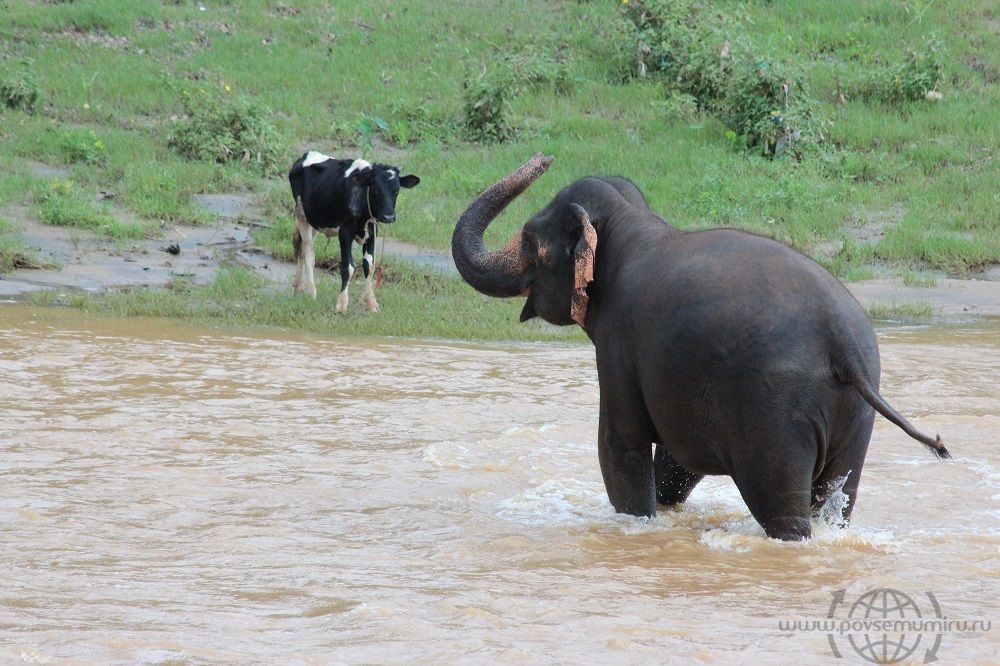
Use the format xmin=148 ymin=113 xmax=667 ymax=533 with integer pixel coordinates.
xmin=494 ymin=475 xmax=904 ymax=553
xmin=495 ymin=479 xmax=613 ymax=527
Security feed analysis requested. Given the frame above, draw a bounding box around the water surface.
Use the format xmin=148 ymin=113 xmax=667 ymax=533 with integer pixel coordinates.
xmin=1 ymin=306 xmax=996 ymax=663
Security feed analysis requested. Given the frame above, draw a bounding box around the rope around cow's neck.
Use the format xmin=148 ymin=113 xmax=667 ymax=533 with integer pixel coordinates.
xmin=318 ymin=188 xmax=387 ymax=284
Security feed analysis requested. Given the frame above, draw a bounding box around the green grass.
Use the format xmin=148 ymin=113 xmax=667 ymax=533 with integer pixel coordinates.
xmin=901 ymin=270 xmax=938 ymax=287
xmin=1 ymin=0 xmax=998 ymax=339
xmin=34 ymin=179 xmax=157 ymax=240
xmin=30 ymin=263 xmax=589 ymax=343
xmin=865 ymin=300 xmax=937 ymax=321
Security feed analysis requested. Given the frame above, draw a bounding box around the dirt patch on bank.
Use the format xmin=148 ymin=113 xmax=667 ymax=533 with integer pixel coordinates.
xmin=0 ymin=189 xmax=453 ymax=300
xmin=2 ymin=192 xmax=996 ymax=322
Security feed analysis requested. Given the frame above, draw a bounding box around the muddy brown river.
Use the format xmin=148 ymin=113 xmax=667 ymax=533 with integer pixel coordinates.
xmin=1 ymin=305 xmax=996 ymax=663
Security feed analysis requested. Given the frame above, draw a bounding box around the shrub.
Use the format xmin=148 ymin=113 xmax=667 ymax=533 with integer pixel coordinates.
xmin=58 ymin=129 xmax=106 ymax=164
xmin=651 ymin=89 xmax=699 ymax=121
xmin=168 ymin=87 xmax=284 ymax=174
xmin=462 ymin=68 xmax=513 ymax=144
xmin=502 ymin=51 xmax=575 ymax=95
xmin=0 ymin=66 xmax=42 ymax=113
xmin=718 ymin=59 xmax=822 ymax=157
xmin=461 ymin=49 xmax=573 ymax=145
xmin=385 ymin=100 xmax=458 ymax=146
xmin=613 ymin=0 xmax=823 ymax=156
xmin=855 ymin=39 xmax=945 ymax=105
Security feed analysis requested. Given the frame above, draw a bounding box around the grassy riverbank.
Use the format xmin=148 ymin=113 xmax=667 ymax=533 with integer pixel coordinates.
xmin=2 ymin=0 xmax=997 ymax=339
xmin=29 ymin=263 xmax=589 ymax=343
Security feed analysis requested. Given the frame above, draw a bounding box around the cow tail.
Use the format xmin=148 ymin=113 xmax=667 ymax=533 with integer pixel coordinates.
xmin=292 ymin=225 xmax=302 ymax=261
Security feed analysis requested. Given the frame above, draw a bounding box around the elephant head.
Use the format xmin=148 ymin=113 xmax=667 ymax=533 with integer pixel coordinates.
xmin=451 ymin=154 xmax=599 ymax=327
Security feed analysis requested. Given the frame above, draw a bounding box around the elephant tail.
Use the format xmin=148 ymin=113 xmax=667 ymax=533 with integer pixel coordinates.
xmin=848 ymin=373 xmax=951 ymax=459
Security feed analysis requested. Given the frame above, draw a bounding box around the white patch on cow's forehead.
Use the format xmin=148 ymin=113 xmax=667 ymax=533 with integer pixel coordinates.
xmin=387 ymin=169 xmax=397 ymax=180
xmin=302 ymin=150 xmax=332 ymax=167
xmin=344 ymin=159 xmax=372 ymax=177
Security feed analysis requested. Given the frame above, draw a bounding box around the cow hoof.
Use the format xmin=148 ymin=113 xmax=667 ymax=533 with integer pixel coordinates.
xmin=335 ymin=292 xmax=349 ymax=313
xmin=365 ymin=300 xmax=380 ymax=313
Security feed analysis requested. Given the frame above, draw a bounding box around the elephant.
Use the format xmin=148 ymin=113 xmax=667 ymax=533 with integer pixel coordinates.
xmin=451 ymin=154 xmax=949 ymax=541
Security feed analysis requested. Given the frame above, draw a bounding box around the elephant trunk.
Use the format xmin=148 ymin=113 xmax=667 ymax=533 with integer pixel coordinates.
xmin=451 ymin=153 xmax=552 ymax=297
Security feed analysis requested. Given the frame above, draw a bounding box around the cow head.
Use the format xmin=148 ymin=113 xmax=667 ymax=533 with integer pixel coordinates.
xmin=346 ymin=160 xmax=420 ymax=223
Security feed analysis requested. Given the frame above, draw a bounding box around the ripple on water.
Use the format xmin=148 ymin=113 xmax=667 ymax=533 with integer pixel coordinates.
xmin=0 ymin=307 xmax=997 ymax=663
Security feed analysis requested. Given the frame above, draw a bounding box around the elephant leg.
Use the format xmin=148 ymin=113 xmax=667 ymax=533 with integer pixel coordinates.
xmin=654 ymin=443 xmax=703 ymax=506
xmin=812 ymin=397 xmax=875 ymax=527
xmin=597 ymin=393 xmax=657 ymax=518
xmin=732 ymin=447 xmax=815 ymax=541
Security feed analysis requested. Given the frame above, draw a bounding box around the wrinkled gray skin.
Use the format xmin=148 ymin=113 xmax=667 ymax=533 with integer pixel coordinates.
xmin=452 ymin=154 xmax=949 ymax=541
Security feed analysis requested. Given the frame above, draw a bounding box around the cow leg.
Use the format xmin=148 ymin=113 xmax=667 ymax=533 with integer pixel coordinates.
xmin=297 ymin=211 xmax=318 ymax=300
xmin=334 ymin=228 xmax=355 ymax=314
xmin=361 ymin=222 xmax=380 ymax=312
xmin=292 ymin=197 xmax=310 ymax=293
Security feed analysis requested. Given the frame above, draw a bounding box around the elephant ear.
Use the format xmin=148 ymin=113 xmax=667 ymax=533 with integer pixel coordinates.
xmin=568 ymin=203 xmax=597 ymax=327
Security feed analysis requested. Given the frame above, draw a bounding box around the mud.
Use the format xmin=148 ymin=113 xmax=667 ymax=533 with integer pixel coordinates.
xmin=0 ymin=194 xmax=453 ymax=299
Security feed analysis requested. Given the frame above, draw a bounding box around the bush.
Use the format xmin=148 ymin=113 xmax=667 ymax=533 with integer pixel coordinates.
xmin=58 ymin=129 xmax=106 ymax=164
xmin=461 ymin=49 xmax=573 ymax=145
xmin=501 ymin=50 xmax=575 ymax=96
xmin=462 ymin=68 xmax=513 ymax=144
xmin=855 ymin=39 xmax=945 ymax=105
xmin=168 ymin=87 xmax=284 ymax=174
xmin=0 ymin=66 xmax=42 ymax=113
xmin=613 ymin=0 xmax=823 ymax=156
xmin=718 ymin=59 xmax=822 ymax=157
xmin=385 ymin=100 xmax=458 ymax=146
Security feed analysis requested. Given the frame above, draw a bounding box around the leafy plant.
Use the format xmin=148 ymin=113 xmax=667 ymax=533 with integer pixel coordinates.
xmin=58 ymin=129 xmax=107 ymax=164
xmin=501 ymin=50 xmax=575 ymax=95
xmin=460 ymin=48 xmax=573 ymax=145
xmin=356 ymin=115 xmax=389 ymax=156
xmin=384 ymin=100 xmax=458 ymax=146
xmin=719 ymin=59 xmax=821 ymax=157
xmin=168 ymin=86 xmax=284 ymax=175
xmin=462 ymin=67 xmax=513 ymax=143
xmin=855 ymin=38 xmax=945 ymax=105
xmin=613 ymin=0 xmax=823 ymax=156
xmin=0 ymin=65 xmax=41 ymax=113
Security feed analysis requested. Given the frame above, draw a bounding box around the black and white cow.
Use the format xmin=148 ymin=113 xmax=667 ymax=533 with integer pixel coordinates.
xmin=289 ymin=151 xmax=420 ymax=312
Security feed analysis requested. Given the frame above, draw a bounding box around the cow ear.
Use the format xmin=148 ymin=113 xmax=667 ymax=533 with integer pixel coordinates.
xmin=568 ymin=203 xmax=597 ymax=327
xmin=399 ymin=174 xmax=420 ymax=188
